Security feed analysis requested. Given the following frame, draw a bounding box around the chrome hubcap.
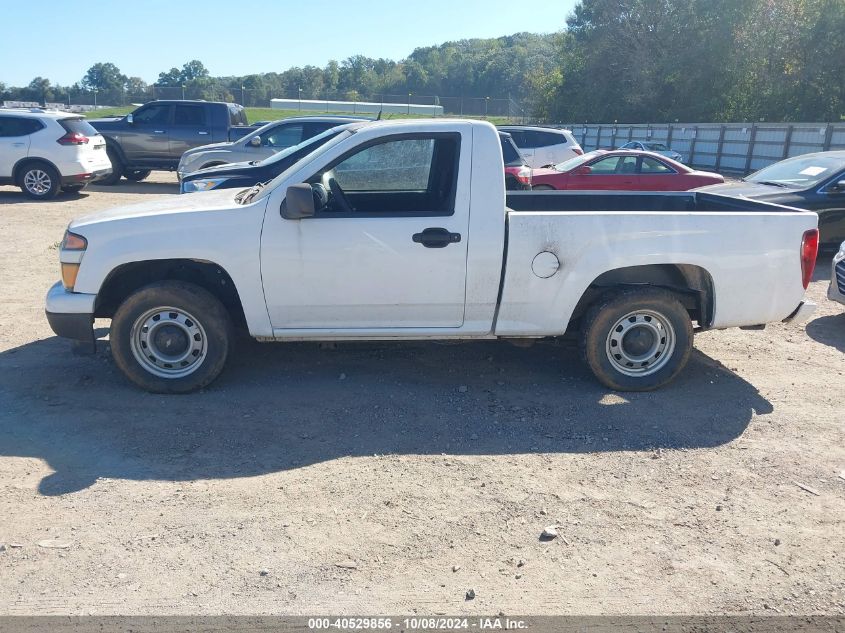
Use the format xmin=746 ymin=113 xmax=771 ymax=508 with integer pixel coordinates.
xmin=130 ymin=307 xmax=207 ymax=378
xmin=605 ymin=310 xmax=675 ymax=377
xmin=24 ymin=169 xmax=52 ymax=195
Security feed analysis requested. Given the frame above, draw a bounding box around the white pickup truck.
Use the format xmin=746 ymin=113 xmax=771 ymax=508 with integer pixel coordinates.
xmin=46 ymin=120 xmax=820 ymax=393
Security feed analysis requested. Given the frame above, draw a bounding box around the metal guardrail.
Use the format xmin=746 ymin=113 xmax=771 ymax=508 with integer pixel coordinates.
xmin=561 ymin=122 xmax=845 ymax=174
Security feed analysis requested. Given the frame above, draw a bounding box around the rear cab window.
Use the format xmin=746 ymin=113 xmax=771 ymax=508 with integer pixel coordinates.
xmin=229 ymin=104 xmax=248 ymax=126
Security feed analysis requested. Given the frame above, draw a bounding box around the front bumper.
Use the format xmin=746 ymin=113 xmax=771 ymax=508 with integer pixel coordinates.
xmin=45 ymin=281 xmax=97 ymax=351
xmin=782 ymin=300 xmax=817 ymax=324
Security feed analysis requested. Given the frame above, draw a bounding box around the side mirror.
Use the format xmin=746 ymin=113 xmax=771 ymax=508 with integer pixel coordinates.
xmin=573 ymin=165 xmax=592 ymax=175
xmin=249 ymin=136 xmax=261 ymax=148
xmin=281 ymin=184 xmax=317 ymax=220
xmin=126 ymin=113 xmax=134 ymax=124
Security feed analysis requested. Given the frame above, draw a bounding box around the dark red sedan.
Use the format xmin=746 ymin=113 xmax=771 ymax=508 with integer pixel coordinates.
xmin=531 ymin=150 xmax=724 ymax=191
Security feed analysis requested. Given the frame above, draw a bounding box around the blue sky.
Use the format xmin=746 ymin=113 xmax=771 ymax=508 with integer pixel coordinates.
xmin=0 ymin=0 xmax=578 ymax=87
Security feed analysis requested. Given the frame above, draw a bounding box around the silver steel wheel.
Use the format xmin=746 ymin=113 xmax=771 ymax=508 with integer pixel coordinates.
xmin=129 ymin=307 xmax=208 ymax=379
xmin=605 ymin=309 xmax=676 ymax=377
xmin=24 ymin=169 xmax=52 ymax=196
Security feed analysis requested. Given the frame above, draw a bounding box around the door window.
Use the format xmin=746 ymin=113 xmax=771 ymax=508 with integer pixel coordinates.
xmin=174 ymin=105 xmax=206 ymax=126
xmin=262 ymin=124 xmax=303 ymax=148
xmin=528 ymin=130 xmax=565 ymax=148
xmin=640 ymin=157 xmax=675 ymax=173
xmin=0 ymin=117 xmax=42 ymax=136
xmin=311 ymin=135 xmax=460 ymax=216
xmin=588 ymin=156 xmax=625 ymax=173
xmin=133 ymin=105 xmax=171 ymax=125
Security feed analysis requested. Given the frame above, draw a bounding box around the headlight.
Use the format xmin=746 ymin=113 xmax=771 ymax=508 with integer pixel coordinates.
xmin=180 ymin=177 xmax=228 ymax=194
xmin=837 ymin=241 xmax=845 ymax=259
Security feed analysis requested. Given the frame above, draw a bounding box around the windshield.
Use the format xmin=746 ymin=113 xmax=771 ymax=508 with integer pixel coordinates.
xmin=746 ymin=154 xmax=845 ymax=189
xmin=643 ymin=142 xmax=669 ymax=151
xmin=554 ymin=151 xmax=603 ymax=172
xmin=258 ymin=125 xmax=352 ymax=167
xmin=243 ymin=127 xmax=360 ymax=204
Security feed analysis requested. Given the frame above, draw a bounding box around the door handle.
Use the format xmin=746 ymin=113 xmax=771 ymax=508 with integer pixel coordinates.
xmin=412 ymin=227 xmax=461 ymax=248
xmin=153 ymin=130 xmax=166 ymax=134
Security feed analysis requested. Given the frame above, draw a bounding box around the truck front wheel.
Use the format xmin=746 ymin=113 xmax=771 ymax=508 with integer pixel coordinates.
xmin=581 ymin=288 xmax=693 ymax=391
xmin=110 ymin=281 xmax=233 ymax=393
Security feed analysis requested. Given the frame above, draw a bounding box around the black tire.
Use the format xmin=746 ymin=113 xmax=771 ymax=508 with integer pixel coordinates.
xmin=124 ymin=169 xmax=152 ymax=182
xmin=61 ymin=184 xmax=87 ymax=194
xmin=532 ymin=184 xmax=555 ymax=191
xmin=110 ymin=281 xmax=234 ymax=394
xmin=18 ymin=162 xmax=61 ymax=199
xmin=99 ymin=147 xmax=124 ymax=185
xmin=581 ymin=288 xmax=693 ymax=391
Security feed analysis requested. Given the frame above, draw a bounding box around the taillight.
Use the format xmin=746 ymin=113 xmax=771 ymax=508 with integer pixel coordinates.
xmin=800 ymin=229 xmax=819 ymax=289
xmin=57 ymin=132 xmax=89 ymax=145
xmin=517 ymin=166 xmax=532 ymax=185
xmin=573 ymin=147 xmax=584 ymax=155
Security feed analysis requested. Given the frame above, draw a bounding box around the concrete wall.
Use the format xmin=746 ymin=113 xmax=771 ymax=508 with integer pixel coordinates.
xmin=271 ymin=98 xmax=444 ymax=116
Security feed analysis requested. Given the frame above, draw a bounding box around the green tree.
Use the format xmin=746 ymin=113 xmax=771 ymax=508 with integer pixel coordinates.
xmin=82 ymin=62 xmax=127 ymax=92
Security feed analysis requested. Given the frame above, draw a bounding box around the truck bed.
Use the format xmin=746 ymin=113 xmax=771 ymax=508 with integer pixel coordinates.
xmin=497 ymin=190 xmax=817 ymax=337
xmin=506 ymin=190 xmax=807 ymax=214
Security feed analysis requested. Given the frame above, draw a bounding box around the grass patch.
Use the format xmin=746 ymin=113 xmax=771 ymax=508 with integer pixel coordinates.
xmin=85 ymin=106 xmax=511 ymax=126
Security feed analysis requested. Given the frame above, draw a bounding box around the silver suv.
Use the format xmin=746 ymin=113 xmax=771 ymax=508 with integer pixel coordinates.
xmin=0 ymin=108 xmax=112 ymax=199
xmin=177 ymin=116 xmax=367 ymax=180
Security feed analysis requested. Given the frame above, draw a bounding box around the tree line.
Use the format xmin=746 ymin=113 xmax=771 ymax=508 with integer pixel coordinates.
xmin=1 ymin=0 xmax=842 ymax=123
xmin=536 ymin=0 xmax=845 ymax=123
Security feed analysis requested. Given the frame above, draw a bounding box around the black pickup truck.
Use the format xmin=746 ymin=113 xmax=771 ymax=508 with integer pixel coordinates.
xmin=89 ymin=100 xmax=258 ymax=184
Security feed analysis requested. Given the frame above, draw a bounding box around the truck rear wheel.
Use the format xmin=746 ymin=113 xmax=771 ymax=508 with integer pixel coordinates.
xmin=581 ymin=288 xmax=693 ymax=391
xmin=110 ymin=281 xmax=233 ymax=393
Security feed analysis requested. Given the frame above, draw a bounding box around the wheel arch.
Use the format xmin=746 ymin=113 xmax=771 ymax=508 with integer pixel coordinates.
xmin=569 ymin=263 xmax=715 ymax=330
xmin=102 ymin=136 xmax=127 ymax=165
xmin=12 ymin=157 xmax=61 ymax=184
xmin=94 ymin=259 xmax=247 ymax=329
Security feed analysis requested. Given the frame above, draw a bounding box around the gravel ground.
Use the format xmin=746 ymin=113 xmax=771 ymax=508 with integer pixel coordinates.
xmin=0 ymin=173 xmax=843 ymax=616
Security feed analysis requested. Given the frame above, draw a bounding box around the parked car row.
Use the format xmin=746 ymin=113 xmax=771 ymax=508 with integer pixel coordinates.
xmin=2 ymin=104 xmax=843 ymax=255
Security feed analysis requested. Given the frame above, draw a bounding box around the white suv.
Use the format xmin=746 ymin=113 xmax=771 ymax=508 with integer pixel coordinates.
xmin=0 ymin=109 xmax=112 ymax=199
xmin=497 ymin=125 xmax=583 ymax=168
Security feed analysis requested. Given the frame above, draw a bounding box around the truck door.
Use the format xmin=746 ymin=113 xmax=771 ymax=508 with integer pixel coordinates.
xmin=169 ymin=104 xmax=213 ymax=157
xmin=120 ymin=103 xmax=171 ymax=164
xmin=260 ymin=132 xmax=471 ymax=330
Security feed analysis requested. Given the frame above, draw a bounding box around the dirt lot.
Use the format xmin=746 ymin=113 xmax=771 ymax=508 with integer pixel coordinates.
xmin=0 ymin=174 xmax=843 ymax=616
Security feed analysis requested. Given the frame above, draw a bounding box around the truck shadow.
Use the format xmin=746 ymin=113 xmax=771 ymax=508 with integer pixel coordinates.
xmin=805 ymin=312 xmax=845 ymax=352
xmin=0 ymin=337 xmax=773 ymax=496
